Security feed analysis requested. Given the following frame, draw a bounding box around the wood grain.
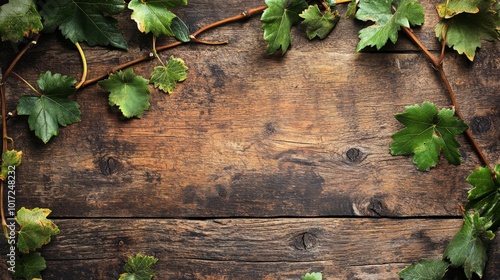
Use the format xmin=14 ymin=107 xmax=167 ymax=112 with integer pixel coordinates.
xmin=5 ymin=19 xmax=500 ymax=218
xmin=0 ymin=0 xmax=499 ymax=279
xmin=6 ymin=218 xmax=500 ymax=279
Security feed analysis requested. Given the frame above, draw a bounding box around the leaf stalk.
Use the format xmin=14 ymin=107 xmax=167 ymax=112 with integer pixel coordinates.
xmin=11 ymin=72 xmax=41 ymax=95
xmin=75 ymin=42 xmax=88 ymax=89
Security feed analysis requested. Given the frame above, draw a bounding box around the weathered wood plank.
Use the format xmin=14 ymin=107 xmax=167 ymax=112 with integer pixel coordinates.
xmin=6 ymin=49 xmax=499 ymax=217
xmin=1 ymin=0 xmax=498 ymax=218
xmin=3 ymin=218 xmax=499 ymax=279
xmin=0 ymin=0 xmax=499 ymax=279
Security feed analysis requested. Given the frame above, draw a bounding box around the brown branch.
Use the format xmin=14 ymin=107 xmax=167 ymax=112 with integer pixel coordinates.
xmin=189 ymin=36 xmax=229 ymax=45
xmin=1 ymin=34 xmax=40 ymax=239
xmin=402 ymin=27 xmax=439 ymax=68
xmin=1 ymin=83 xmax=8 ymax=239
xmin=1 ymin=34 xmax=41 ymax=84
xmin=191 ymin=6 xmax=267 ymax=38
xmin=401 ymin=27 xmax=492 ymax=170
xmin=82 ymin=6 xmax=267 ymax=87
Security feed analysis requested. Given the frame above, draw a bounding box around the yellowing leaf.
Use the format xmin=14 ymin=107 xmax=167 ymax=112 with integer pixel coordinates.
xmin=435 ymin=0 xmax=499 ymax=61
xmin=436 ymin=0 xmax=481 ymax=18
xmin=300 ymin=5 xmax=340 ymax=40
xmin=128 ymin=0 xmax=188 ymax=37
xmin=150 ymin=56 xmax=188 ymax=94
xmin=0 ymin=0 xmax=43 ymax=42
xmin=16 ymin=207 xmax=60 ymax=253
xmin=99 ymin=68 xmax=151 ymax=118
xmin=0 ymin=150 xmax=22 ymax=181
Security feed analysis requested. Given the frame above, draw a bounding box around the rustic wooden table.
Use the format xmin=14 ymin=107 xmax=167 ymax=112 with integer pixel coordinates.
xmin=1 ymin=0 xmax=499 ymax=279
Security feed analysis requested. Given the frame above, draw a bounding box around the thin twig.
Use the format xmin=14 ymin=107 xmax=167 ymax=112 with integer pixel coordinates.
xmin=1 ymin=35 xmax=41 ymax=239
xmin=11 ymin=72 xmax=41 ymax=95
xmin=334 ymin=0 xmax=353 ymax=4
xmin=401 ymin=27 xmax=492 ymax=170
xmin=189 ymin=35 xmax=229 ymax=45
xmin=82 ymin=6 xmax=267 ymax=87
xmin=82 ymin=53 xmax=154 ymax=86
xmin=191 ymin=6 xmax=267 ymax=38
xmin=437 ymin=24 xmax=449 ymax=65
xmin=402 ymin=27 xmax=439 ymax=68
xmin=1 ymin=34 xmax=41 ymax=84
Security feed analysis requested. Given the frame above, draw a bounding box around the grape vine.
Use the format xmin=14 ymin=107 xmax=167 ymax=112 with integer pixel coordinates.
xmin=0 ymin=0 xmax=499 ymax=279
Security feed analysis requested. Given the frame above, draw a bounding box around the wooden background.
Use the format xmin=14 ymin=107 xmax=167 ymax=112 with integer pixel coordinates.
xmin=1 ymin=0 xmax=499 ymax=279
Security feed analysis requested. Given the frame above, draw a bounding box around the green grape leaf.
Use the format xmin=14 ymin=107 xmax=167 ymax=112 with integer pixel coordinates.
xmin=355 ymin=0 xmax=425 ymax=52
xmin=16 ymin=207 xmax=60 ymax=254
xmin=436 ymin=0 xmax=481 ymax=18
xmin=261 ymin=0 xmax=308 ymax=55
xmin=171 ymin=16 xmax=191 ymax=42
xmin=41 ymin=0 xmax=127 ymax=49
xmin=0 ymin=150 xmax=22 ymax=181
xmin=128 ymin=0 xmax=188 ymax=37
xmin=13 ymin=252 xmax=47 ymax=280
xmin=399 ymin=259 xmax=449 ymax=280
xmin=466 ymin=165 xmax=500 ymax=230
xmin=16 ymin=71 xmax=80 ymax=144
xmin=0 ymin=0 xmax=43 ymax=42
xmin=150 ymin=56 xmax=188 ymax=94
xmin=346 ymin=0 xmax=359 ymax=18
xmin=300 ymin=5 xmax=340 ymax=40
xmin=301 ymin=272 xmax=322 ymax=280
xmin=98 ymin=68 xmax=151 ymax=118
xmin=435 ymin=0 xmax=500 ymax=61
xmin=119 ymin=253 xmax=158 ymax=280
xmin=444 ymin=211 xmax=495 ymax=280
xmin=390 ymin=102 xmax=468 ymax=171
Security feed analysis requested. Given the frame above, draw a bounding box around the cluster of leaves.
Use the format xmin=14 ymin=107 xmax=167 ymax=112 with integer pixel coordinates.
xmin=0 ymin=0 xmax=190 ymax=143
xmin=260 ymin=0 xmax=499 ymax=56
xmin=99 ymin=56 xmax=188 ymax=119
xmin=435 ymin=0 xmax=500 ymax=60
xmin=399 ymin=165 xmax=499 ymax=280
xmin=0 ymin=0 xmax=499 ymax=279
xmin=13 ymin=208 xmax=60 ymax=279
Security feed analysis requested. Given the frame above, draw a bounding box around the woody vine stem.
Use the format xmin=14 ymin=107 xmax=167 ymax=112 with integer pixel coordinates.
xmin=0 ymin=4 xmax=269 ymax=239
xmin=0 ymin=2 xmax=495 ymax=275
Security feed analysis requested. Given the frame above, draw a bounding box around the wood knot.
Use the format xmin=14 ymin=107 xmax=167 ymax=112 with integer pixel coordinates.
xmin=369 ymin=197 xmax=387 ymax=216
xmin=292 ymin=232 xmax=317 ymax=250
xmin=470 ymin=116 xmax=491 ymax=134
xmin=216 ymin=184 xmax=227 ymax=198
xmin=99 ymin=156 xmax=120 ymax=176
xmin=264 ymin=122 xmax=278 ymax=136
xmin=345 ymin=148 xmax=365 ymax=164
